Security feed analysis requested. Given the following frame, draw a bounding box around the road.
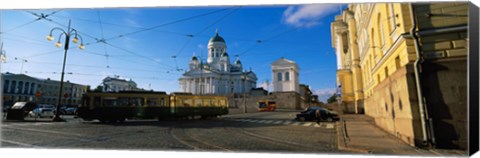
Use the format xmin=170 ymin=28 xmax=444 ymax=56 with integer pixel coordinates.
xmin=1 ymin=111 xmax=340 ymax=154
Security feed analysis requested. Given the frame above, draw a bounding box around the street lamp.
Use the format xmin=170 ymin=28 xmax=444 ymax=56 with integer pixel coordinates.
xmin=243 ymin=72 xmax=247 ymax=113
xmin=47 ymin=20 xmax=84 ymax=122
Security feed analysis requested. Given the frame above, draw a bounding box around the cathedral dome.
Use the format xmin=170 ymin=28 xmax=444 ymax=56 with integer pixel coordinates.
xmin=234 ymin=59 xmax=242 ymax=65
xmin=209 ymin=31 xmax=225 ymax=43
xmin=191 ymin=56 xmax=198 ymax=61
xmin=222 ymin=52 xmax=229 ymax=57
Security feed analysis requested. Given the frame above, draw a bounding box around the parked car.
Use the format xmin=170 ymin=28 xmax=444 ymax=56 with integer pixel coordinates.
xmin=64 ymin=107 xmax=77 ymax=115
xmin=6 ymin=102 xmax=38 ymax=120
xmin=295 ymin=107 xmax=340 ymax=122
xmin=28 ymin=104 xmax=55 ymax=118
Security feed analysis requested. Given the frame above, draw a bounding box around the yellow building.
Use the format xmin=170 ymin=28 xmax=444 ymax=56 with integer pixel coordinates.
xmin=331 ymin=3 xmax=468 ymax=149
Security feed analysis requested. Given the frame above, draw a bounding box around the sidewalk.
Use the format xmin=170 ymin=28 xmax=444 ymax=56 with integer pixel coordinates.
xmin=336 ymin=114 xmax=467 ymax=156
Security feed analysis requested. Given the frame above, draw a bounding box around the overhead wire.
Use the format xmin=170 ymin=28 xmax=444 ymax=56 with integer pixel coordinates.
xmin=2 ymin=10 xmax=62 ymax=33
xmin=171 ymin=6 xmax=241 ymax=72
xmin=104 ymin=42 xmax=176 ymax=69
xmin=96 ymin=10 xmax=110 ymax=68
xmin=22 ymin=60 xmax=182 ymax=75
xmin=25 ymin=71 xmax=175 ymax=81
xmin=237 ymin=27 xmax=299 ymax=56
xmin=100 ymin=7 xmax=236 ymax=43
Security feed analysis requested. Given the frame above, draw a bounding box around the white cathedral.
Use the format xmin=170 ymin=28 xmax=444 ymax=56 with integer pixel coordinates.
xmin=179 ymin=31 xmax=257 ymax=95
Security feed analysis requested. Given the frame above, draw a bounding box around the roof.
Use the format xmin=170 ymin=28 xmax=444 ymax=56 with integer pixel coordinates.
xmin=209 ymin=30 xmax=225 ymax=43
xmin=271 ymin=57 xmax=299 ymax=68
xmin=222 ymin=52 xmax=229 ymax=57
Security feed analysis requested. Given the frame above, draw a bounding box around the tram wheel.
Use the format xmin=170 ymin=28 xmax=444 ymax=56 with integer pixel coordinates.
xmin=99 ymin=119 xmax=107 ymax=123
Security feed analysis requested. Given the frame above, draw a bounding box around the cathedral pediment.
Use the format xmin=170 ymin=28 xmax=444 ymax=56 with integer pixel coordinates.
xmin=183 ymin=69 xmax=215 ymax=76
xmin=271 ymin=57 xmax=299 ymax=69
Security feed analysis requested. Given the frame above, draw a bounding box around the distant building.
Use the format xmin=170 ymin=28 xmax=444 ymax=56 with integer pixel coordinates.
xmin=271 ymin=57 xmax=299 ymax=93
xmin=250 ymin=87 xmax=268 ymax=96
xmin=2 ymin=72 xmax=88 ymax=106
xmin=102 ymin=76 xmax=138 ymax=92
xmin=331 ymin=3 xmax=468 ymax=149
xmin=179 ymin=30 xmax=257 ymax=95
xmin=299 ymin=84 xmax=318 ymax=107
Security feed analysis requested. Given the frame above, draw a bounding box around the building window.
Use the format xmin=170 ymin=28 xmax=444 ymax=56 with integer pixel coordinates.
xmin=24 ymin=82 xmax=30 ymax=94
xmin=4 ymin=80 xmax=9 ymax=93
xmin=388 ymin=3 xmax=396 ymax=33
xmin=30 ymin=83 xmax=35 ymax=95
xmin=277 ymin=72 xmax=282 ymax=81
xmin=385 ymin=67 xmax=389 ymax=78
xmin=395 ymin=56 xmax=401 ymax=69
xmin=285 ymin=72 xmax=290 ymax=81
xmin=378 ymin=14 xmax=385 ymax=49
xmin=17 ymin=81 xmax=23 ymax=94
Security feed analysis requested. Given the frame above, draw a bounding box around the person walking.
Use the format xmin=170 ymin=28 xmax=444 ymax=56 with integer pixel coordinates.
xmin=315 ymin=109 xmax=322 ymax=124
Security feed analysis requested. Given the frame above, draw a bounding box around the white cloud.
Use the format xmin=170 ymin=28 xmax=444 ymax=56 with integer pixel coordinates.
xmin=282 ymin=4 xmax=343 ymax=28
xmin=312 ymin=88 xmax=336 ymax=102
xmin=257 ymin=81 xmax=271 ymax=92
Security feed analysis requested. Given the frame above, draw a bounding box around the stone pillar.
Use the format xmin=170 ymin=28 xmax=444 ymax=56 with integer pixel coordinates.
xmin=346 ymin=12 xmax=365 ymax=114
xmin=209 ymin=77 xmax=213 ymax=94
xmin=6 ymin=80 xmax=12 ymax=93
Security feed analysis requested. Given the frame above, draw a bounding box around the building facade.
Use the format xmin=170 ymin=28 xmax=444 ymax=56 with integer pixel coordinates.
xmin=179 ymin=31 xmax=257 ymax=95
xmin=331 ymin=3 xmax=468 ymax=149
xmin=102 ymin=76 xmax=138 ymax=92
xmin=271 ymin=57 xmax=299 ymax=93
xmin=2 ymin=73 xmax=88 ymax=106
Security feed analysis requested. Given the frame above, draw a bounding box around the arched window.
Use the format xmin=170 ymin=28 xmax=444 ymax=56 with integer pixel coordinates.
xmin=378 ymin=13 xmax=385 ymax=48
xmin=277 ymin=72 xmax=282 ymax=81
xmin=17 ymin=81 xmax=23 ymax=94
xmin=285 ymin=72 xmax=290 ymax=81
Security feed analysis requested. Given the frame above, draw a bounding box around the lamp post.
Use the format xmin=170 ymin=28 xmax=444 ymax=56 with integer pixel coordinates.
xmin=243 ymin=72 xmax=247 ymax=113
xmin=47 ymin=20 xmax=84 ymax=122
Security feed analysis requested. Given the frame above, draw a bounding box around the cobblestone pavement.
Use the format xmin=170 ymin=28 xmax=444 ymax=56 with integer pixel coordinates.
xmin=1 ymin=112 xmax=340 ymax=154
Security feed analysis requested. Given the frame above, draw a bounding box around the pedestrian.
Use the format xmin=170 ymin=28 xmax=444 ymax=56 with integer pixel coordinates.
xmin=315 ymin=109 xmax=321 ymax=124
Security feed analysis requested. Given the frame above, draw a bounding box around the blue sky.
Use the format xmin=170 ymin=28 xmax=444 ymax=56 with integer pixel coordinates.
xmin=1 ymin=4 xmax=345 ymax=102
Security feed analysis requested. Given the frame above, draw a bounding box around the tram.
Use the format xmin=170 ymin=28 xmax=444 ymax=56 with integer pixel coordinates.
xmin=257 ymin=100 xmax=276 ymax=112
xmin=76 ymin=91 xmax=229 ymax=122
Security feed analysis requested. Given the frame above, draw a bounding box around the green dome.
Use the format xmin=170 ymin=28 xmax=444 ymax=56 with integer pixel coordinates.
xmin=209 ymin=31 xmax=225 ymax=43
xmin=234 ymin=59 xmax=242 ymax=65
xmin=191 ymin=56 xmax=198 ymax=61
xmin=222 ymin=52 xmax=229 ymax=57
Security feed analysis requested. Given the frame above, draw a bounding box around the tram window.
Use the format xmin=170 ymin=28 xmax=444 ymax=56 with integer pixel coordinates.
xmin=195 ymin=99 xmax=202 ymax=107
xmin=212 ymin=99 xmax=218 ymax=106
xmin=130 ymin=97 xmax=143 ymax=106
xmin=219 ymin=100 xmax=226 ymax=106
xmin=160 ymin=98 xmax=165 ymax=106
xmin=183 ymin=98 xmax=192 ymax=107
xmin=93 ymin=97 xmax=101 ymax=107
xmin=118 ymin=97 xmax=129 ymax=106
xmin=103 ymin=98 xmax=118 ymax=107
xmin=147 ymin=98 xmax=158 ymax=106
xmin=82 ymin=97 xmax=90 ymax=107
xmin=176 ymin=99 xmax=183 ymax=107
xmin=203 ymin=99 xmax=211 ymax=107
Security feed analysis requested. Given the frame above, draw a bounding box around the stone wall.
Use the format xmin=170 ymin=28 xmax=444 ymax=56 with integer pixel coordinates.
xmin=365 ymin=64 xmax=424 ymax=147
xmin=227 ymin=91 xmax=304 ymax=114
xmin=421 ymin=59 xmax=468 ymax=149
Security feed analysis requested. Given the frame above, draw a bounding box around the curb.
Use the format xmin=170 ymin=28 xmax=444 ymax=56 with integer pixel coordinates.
xmin=336 ymin=119 xmax=371 ymax=154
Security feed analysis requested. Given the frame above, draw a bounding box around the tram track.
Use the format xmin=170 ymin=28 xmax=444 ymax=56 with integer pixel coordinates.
xmin=221 ymin=120 xmax=321 ymax=152
xmin=168 ymin=125 xmax=232 ymax=151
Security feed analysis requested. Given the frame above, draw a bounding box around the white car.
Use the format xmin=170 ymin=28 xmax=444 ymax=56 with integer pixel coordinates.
xmin=29 ymin=104 xmax=55 ymax=118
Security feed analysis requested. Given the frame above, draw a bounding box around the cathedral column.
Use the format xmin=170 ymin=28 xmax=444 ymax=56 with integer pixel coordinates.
xmin=204 ymin=77 xmax=208 ymax=94
xmin=190 ymin=79 xmax=193 ymax=93
xmin=194 ymin=78 xmax=198 ymax=94
xmin=209 ymin=77 xmax=213 ymax=94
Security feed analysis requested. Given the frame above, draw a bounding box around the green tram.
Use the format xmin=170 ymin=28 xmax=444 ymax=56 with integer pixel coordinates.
xmin=76 ymin=91 xmax=229 ymax=123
